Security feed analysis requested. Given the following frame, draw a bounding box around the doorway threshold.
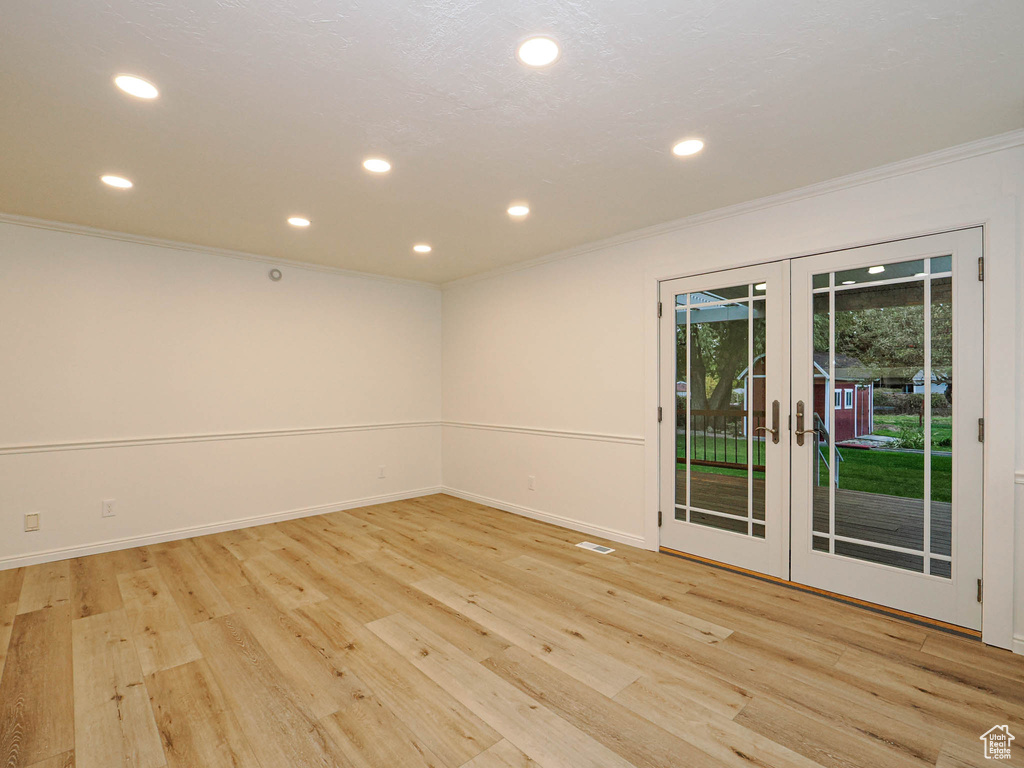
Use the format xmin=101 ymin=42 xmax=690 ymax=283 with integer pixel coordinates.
xmin=659 ymin=546 xmax=982 ymax=640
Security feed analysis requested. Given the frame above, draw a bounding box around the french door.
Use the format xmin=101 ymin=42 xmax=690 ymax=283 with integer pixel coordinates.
xmin=659 ymin=229 xmax=984 ymax=629
xmin=659 ymin=263 xmax=791 ymax=579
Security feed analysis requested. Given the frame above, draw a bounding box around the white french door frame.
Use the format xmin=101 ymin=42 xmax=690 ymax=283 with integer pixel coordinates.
xmin=658 ymin=262 xmax=790 ymax=579
xmin=789 ymin=229 xmax=984 ymax=629
xmin=645 ymin=222 xmax=1011 ymax=647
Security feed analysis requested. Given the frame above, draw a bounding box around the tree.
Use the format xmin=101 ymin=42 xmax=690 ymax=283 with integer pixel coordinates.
xmin=679 ymin=317 xmax=749 ymax=411
xmin=812 ymin=294 xmax=952 ymax=387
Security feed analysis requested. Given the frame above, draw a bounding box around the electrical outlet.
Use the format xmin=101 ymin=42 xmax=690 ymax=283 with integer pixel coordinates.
xmin=378 ymin=466 xmax=386 ymax=479
xmin=24 ymin=513 xmax=40 ymax=532
xmin=102 ymin=499 xmax=116 ymax=518
xmin=528 ymin=475 xmax=535 ymax=491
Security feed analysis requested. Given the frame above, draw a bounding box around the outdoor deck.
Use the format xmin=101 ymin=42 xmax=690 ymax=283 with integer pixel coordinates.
xmin=676 ymin=470 xmax=952 ymax=573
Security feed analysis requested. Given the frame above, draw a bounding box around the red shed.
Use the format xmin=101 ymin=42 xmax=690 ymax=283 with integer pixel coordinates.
xmin=811 ymin=353 xmax=874 ymax=443
xmin=741 ymin=353 xmax=874 ymax=444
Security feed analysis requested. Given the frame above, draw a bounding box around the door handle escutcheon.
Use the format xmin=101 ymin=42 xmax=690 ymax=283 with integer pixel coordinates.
xmin=754 ymin=400 xmax=780 ymax=444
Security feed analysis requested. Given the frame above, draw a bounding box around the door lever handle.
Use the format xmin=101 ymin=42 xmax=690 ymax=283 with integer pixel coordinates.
xmin=795 ymin=400 xmax=816 ymax=445
xmin=754 ymin=400 xmax=780 ymax=444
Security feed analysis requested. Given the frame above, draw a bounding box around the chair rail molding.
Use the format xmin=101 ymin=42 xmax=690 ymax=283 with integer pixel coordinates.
xmin=0 ymin=420 xmax=443 ymax=455
xmin=442 ymin=421 xmax=644 ymax=446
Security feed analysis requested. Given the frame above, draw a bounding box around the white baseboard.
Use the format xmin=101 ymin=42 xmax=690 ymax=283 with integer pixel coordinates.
xmin=441 ymin=486 xmax=645 ymax=549
xmin=0 ymin=486 xmax=444 ymax=570
xmin=1012 ymin=635 xmax=1024 ymax=656
xmin=3 ymin=484 xmax=644 ymax=569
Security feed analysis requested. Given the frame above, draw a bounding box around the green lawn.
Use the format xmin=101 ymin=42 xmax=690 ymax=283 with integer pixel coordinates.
xmin=873 ymin=414 xmax=952 ymax=447
xmin=677 ymin=431 xmax=952 ymax=501
xmin=817 ymin=448 xmax=951 ymax=502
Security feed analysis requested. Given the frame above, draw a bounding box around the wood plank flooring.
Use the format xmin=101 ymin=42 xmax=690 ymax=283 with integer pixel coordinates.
xmin=1 ymin=494 xmax=1022 ymax=768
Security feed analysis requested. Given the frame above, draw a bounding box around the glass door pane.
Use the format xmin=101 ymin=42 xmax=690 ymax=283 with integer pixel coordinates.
xmin=810 ymin=257 xmax=948 ymax=575
xmin=674 ymin=284 xmax=767 ymax=538
xmin=660 ymin=261 xmax=788 ymax=579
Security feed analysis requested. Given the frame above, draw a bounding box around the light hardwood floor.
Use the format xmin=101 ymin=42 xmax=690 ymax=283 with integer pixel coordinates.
xmin=1 ymin=494 xmax=1022 ymax=768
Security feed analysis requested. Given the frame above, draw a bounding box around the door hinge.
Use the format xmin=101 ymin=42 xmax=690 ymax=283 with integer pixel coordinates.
xmin=978 ymin=256 xmax=984 ymax=282
xmin=658 ymin=301 xmax=663 ymax=318
xmin=977 ymin=578 xmax=983 ymax=603
xmin=658 ymin=406 xmax=663 ymax=423
xmin=658 ymin=509 xmax=663 ymax=527
xmin=978 ymin=417 xmax=984 ymax=443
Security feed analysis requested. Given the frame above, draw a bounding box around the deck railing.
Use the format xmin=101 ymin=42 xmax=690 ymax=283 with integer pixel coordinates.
xmin=813 ymin=412 xmax=843 ymax=485
xmin=675 ymin=408 xmax=766 ymax=472
xmin=675 ymin=405 xmax=846 ymax=484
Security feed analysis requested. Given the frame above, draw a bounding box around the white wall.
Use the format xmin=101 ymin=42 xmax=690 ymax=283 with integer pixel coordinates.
xmin=2 ymin=133 xmax=1021 ymax=650
xmin=0 ymin=221 xmax=443 ymax=566
xmin=442 ymin=135 xmax=1023 ymax=649
xmin=441 ymin=242 xmax=648 ymax=546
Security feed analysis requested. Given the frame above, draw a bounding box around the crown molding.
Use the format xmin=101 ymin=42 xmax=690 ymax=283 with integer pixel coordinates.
xmin=442 ymin=129 xmax=1024 ymax=289
xmin=3 ymin=130 xmax=1021 ymax=290
xmin=0 ymin=212 xmax=441 ymax=290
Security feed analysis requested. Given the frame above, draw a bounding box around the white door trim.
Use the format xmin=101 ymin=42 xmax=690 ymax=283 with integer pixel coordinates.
xmin=644 ymin=214 xmax=1016 ymax=650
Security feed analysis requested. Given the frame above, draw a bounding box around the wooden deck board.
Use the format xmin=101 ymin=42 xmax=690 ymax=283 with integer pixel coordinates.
xmin=677 ymin=470 xmax=952 ymax=570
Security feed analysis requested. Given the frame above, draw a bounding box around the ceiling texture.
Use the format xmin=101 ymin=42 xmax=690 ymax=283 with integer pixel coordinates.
xmin=1 ymin=0 xmax=1022 ymax=283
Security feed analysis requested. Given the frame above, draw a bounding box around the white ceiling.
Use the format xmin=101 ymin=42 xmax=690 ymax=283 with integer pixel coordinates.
xmin=1 ymin=1 xmax=1022 ymax=283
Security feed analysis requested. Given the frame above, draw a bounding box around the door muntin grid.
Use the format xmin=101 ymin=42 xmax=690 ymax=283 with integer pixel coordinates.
xmin=809 ymin=255 xmax=954 ymax=577
xmin=675 ymin=283 xmax=768 ymax=538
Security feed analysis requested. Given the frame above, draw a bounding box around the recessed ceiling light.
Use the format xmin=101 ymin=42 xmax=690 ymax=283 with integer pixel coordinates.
xmin=517 ymin=37 xmax=560 ymax=68
xmin=507 ymin=204 xmax=530 ymax=218
xmin=754 ymin=283 xmax=767 ymax=290
xmin=672 ymin=139 xmax=705 ymax=157
xmin=413 ymin=244 xmax=432 ymax=254
xmin=868 ymin=266 xmax=885 ymax=274
xmin=363 ymin=158 xmax=391 ymax=173
xmin=101 ymin=174 xmax=133 ymax=189
xmin=287 ymin=216 xmax=311 ymax=227
xmin=114 ymin=74 xmax=159 ymax=100
xmin=842 ymin=280 xmax=856 ymax=285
